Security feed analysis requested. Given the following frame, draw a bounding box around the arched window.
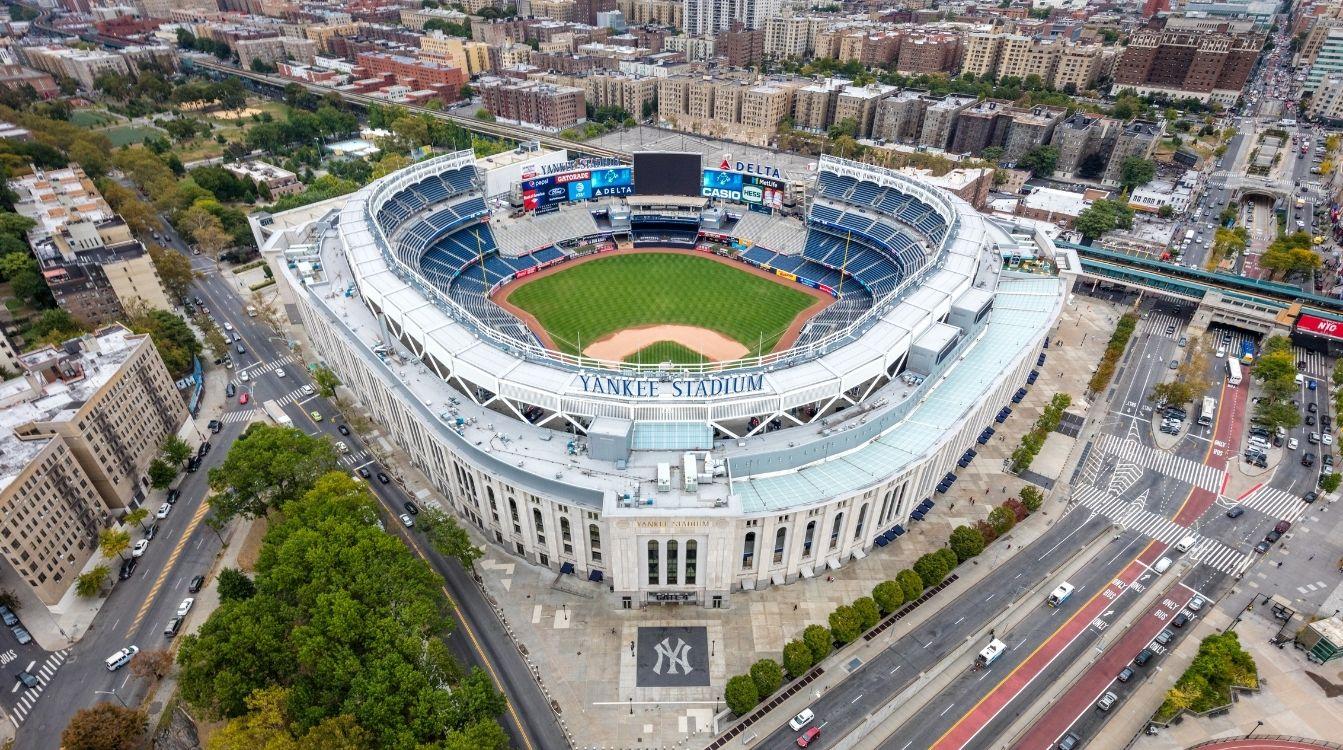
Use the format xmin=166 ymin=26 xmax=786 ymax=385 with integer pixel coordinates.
xmin=508 ymin=498 xmax=520 ymax=534
xmin=742 ymin=531 xmax=756 ymax=570
xmin=532 ymin=508 xmax=546 ymax=544
xmin=685 ymin=540 xmax=698 ymax=584
xmin=560 ymin=517 xmax=572 ymax=555
xmin=487 ymin=486 xmax=496 ymax=509
xmin=802 ymin=521 xmax=816 ymax=558
xmin=667 ymin=540 xmax=679 ymax=584
xmin=879 ymin=492 xmax=892 ymax=525
xmin=829 ymin=513 xmax=844 ymax=550
xmin=773 ymin=527 xmax=787 ymax=565
xmin=647 ymin=540 xmax=660 ymax=585
xmin=588 ymin=523 xmax=602 ymax=562
xmin=854 ymin=503 xmax=868 ymax=540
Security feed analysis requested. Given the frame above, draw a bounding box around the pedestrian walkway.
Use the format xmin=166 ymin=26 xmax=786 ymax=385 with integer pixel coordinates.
xmin=6 ymin=650 xmax=67 ymax=728
xmin=1072 ymin=484 xmax=1251 ymax=575
xmin=1188 ymin=537 xmax=1252 ymax=577
xmin=240 ymin=354 xmax=295 ymax=377
xmin=1096 ymin=434 xmax=1225 ymax=492
xmin=220 ymin=409 xmax=260 ymax=424
xmin=1142 ymin=312 xmax=1186 ymax=338
xmin=1293 ymin=346 xmax=1330 ymax=379
xmin=1235 ymin=485 xmax=1309 ymax=523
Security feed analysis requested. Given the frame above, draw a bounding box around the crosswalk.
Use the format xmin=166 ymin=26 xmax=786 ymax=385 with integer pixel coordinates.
xmin=269 ymin=386 xmax=314 ymax=408
xmin=1142 ymin=312 xmax=1186 ymax=337
xmin=338 ymin=449 xmax=372 ymax=468
xmin=1071 ymin=484 xmax=1252 ymax=575
xmin=1212 ymin=329 xmax=1257 ymax=358
xmin=221 ymin=409 xmax=261 ymax=424
xmin=1232 ymin=484 xmax=1308 ymax=523
xmin=8 ymin=649 xmax=68 ymax=726
xmin=1096 ymin=434 xmax=1225 ymax=493
xmin=242 ymin=354 xmax=296 ymax=378
xmin=1292 ymin=346 xmax=1331 ymax=379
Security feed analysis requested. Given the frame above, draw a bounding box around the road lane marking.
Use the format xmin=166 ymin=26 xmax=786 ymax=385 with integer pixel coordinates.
xmin=851 ymin=694 xmax=863 ymax=704
xmin=124 ymin=498 xmax=212 ymax=637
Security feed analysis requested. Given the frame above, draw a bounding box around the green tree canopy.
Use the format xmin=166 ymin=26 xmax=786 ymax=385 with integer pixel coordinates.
xmin=949 ymin=525 xmax=986 ymax=562
xmin=803 ymin=624 xmax=833 ymax=662
xmin=724 ymin=674 xmax=760 ymax=716
xmin=828 ymin=604 xmax=862 ymax=645
xmin=749 ymin=658 xmax=783 ymax=698
xmin=207 ymin=424 xmax=339 ymax=520
xmin=1119 ymin=157 xmax=1157 ymax=192
xmin=872 ymin=579 xmax=905 ymax=614
xmin=130 ymin=308 xmax=201 ymax=375
xmin=896 ymin=569 xmax=924 ymax=601
xmin=782 ymin=639 xmax=814 ymax=678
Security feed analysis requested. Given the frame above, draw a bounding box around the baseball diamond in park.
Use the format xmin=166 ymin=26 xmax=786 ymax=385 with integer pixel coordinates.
xmin=496 ymin=251 xmax=829 ymax=364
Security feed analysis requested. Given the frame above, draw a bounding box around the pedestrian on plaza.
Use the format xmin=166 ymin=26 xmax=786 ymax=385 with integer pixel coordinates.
xmin=793 ymin=604 xmax=798 ymax=611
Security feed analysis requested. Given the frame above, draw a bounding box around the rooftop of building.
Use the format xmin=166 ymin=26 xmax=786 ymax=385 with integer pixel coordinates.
xmin=0 ymin=325 xmax=144 ymax=492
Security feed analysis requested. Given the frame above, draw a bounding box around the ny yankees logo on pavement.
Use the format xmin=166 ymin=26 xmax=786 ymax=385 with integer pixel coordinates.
xmin=636 ymin=626 xmax=710 ymax=687
xmin=653 ymin=637 xmax=693 ymax=676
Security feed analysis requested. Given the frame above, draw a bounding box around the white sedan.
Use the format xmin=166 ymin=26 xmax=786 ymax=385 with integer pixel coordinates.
xmin=131 ymin=539 xmax=150 ymax=557
xmin=1325 ymin=433 xmax=1335 ymax=446
xmin=176 ymin=598 xmax=195 ymax=617
xmin=275 ymin=368 xmax=286 ymax=378
xmin=156 ymin=502 xmax=172 ymax=519
xmin=1288 ymin=437 xmax=1299 ymax=450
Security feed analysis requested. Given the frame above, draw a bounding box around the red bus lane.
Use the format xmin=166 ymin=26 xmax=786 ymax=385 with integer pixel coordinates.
xmin=929 ymin=543 xmax=1165 ymax=750
xmin=1011 ymin=582 xmax=1197 ymax=750
xmin=1173 ymin=376 xmax=1247 ymax=526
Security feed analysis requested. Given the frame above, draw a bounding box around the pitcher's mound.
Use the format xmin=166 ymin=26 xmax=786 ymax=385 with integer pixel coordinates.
xmin=583 ymin=325 xmax=749 ymax=362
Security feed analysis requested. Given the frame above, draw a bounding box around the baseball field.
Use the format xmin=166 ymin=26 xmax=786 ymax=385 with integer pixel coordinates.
xmin=499 ymin=252 xmax=826 ymax=364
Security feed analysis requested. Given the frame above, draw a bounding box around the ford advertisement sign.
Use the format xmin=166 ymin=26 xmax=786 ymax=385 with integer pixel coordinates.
xmin=522 ymin=167 xmax=633 ymax=210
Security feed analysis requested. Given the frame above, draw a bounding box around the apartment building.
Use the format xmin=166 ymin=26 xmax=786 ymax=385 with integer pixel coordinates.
xmin=949 ymin=99 xmax=1014 ymax=155
xmin=919 ymin=94 xmax=976 ymax=150
xmin=959 ymin=32 xmax=1002 ymax=78
xmin=537 ymin=71 xmax=655 ymax=117
xmin=478 ymin=77 xmax=586 ymax=131
xmin=355 ymin=52 xmax=467 ymax=94
xmin=0 ymin=324 xmax=188 ymax=606
xmin=718 ymin=24 xmax=764 ymax=67
xmin=792 ymin=77 xmax=850 ymax=133
xmin=1054 ymin=40 xmax=1104 ymax=91
xmin=11 ymin=166 xmax=172 ymax=326
xmin=997 ymin=36 xmax=1061 ymax=84
xmin=683 ymin=0 xmax=781 ymax=37
xmin=19 ymin=45 xmax=129 ymax=90
xmin=763 ymin=15 xmax=817 ymax=59
xmin=1114 ymin=20 xmax=1264 ymax=104
xmin=616 ymin=0 xmax=683 ymax=29
xmin=224 ymin=160 xmax=305 ymax=198
xmin=399 ymin=6 xmax=470 ymax=31
xmin=1306 ymin=26 xmax=1343 ymax=92
xmin=1049 ymin=112 xmax=1120 ymax=179
xmin=236 ymin=35 xmax=317 ymax=70
xmin=872 ymin=89 xmax=928 ymax=143
xmin=1100 ymin=120 xmax=1161 ymax=186
xmin=1002 ymin=105 xmax=1066 ymax=163
xmin=1307 ymin=73 xmax=1343 ymax=121
xmin=895 ymin=33 xmax=962 ymax=75
xmin=420 ymin=31 xmax=493 ymax=76
xmin=835 ymin=82 xmax=897 ymax=139
xmin=657 ymin=74 xmax=795 ymax=145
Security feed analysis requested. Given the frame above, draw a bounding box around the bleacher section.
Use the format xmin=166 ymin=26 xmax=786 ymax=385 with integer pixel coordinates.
xmin=815 ymin=171 xmax=949 ymax=247
xmin=730 ymin=211 xmax=808 ymax=256
xmin=491 ymin=207 xmax=602 ymax=257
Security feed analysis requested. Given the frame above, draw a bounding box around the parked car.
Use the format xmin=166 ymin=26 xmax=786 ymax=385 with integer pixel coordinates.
xmin=0 ymin=606 xmax=17 ymax=627
xmin=1096 ymin=691 xmax=1119 ymax=711
xmin=796 ymin=727 xmax=821 ymax=748
xmin=176 ymin=598 xmax=195 ymax=618
xmin=11 ymin=626 xmax=31 ymax=645
xmin=338 ymin=424 xmax=350 ymax=436
xmin=377 ymin=472 xmax=391 ymax=484
xmin=131 ymin=540 xmax=150 ymax=558
xmin=399 ymin=513 xmax=415 ymax=528
xmin=15 ymin=671 xmax=38 ymax=689
xmin=1117 ymin=666 xmax=1135 ymax=683
xmin=156 ymin=502 xmax=172 ymax=519
xmin=188 ymin=575 xmax=206 ymax=593
xmin=403 ymin=501 xmax=420 ymax=515
xmin=166 ymin=488 xmax=180 ymax=504
xmin=118 ymin=558 xmax=138 ymax=580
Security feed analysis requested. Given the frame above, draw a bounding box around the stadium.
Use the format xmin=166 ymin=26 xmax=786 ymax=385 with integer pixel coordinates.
xmin=256 ymin=148 xmax=1076 ymax=607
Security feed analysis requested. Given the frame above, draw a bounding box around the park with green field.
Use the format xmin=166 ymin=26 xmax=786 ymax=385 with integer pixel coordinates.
xmin=502 ymin=252 xmax=819 ymax=363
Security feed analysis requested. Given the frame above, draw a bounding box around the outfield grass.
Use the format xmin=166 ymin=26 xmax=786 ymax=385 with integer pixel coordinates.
xmin=623 ymin=341 xmax=705 ymax=365
xmin=102 ymin=124 xmax=167 ymax=147
xmin=70 ymin=109 xmax=120 ymax=128
xmin=506 ymin=253 xmax=815 ymax=356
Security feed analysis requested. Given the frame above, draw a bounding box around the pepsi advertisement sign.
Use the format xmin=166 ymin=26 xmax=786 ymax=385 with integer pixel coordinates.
xmin=701 ymin=168 xmax=785 ymax=209
xmin=522 ymin=167 xmax=633 ymax=210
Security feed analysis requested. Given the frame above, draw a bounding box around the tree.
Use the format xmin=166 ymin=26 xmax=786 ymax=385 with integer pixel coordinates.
xmin=896 ymin=569 xmax=924 ymax=601
xmin=125 ymin=506 xmax=151 ymax=532
xmin=162 ymin=434 xmax=193 ymax=465
xmin=249 ymin=289 xmax=284 ymax=331
xmin=749 ymin=658 xmax=783 ymax=698
xmin=1018 ymin=145 xmax=1059 ymax=177
xmin=803 ymin=624 xmax=833 ymax=662
xmin=725 ymin=674 xmax=760 ymax=716
xmin=873 ymin=579 xmax=905 ymax=614
xmin=61 ymin=704 xmax=147 ymax=750
xmin=948 ymin=525 xmax=986 ymax=562
xmin=853 ymin=596 xmax=881 ymax=630
xmin=1158 ymin=204 xmax=1174 ymax=219
xmin=980 ymin=146 xmax=1004 ymax=164
xmin=75 ymin=566 xmax=110 ymax=597
xmin=99 ymin=528 xmax=131 ymax=561
xmin=217 ymin=567 xmax=256 ymax=601
xmin=419 ymin=506 xmax=483 ymax=569
xmin=1020 ymin=485 xmax=1044 ymax=512
xmin=828 ymin=604 xmax=862 ymax=645
xmin=987 ymin=505 xmax=1017 ymax=535
xmin=913 ymin=552 xmax=949 ymax=589
xmin=312 ymin=364 xmax=341 ymax=401
xmin=1259 ymin=232 xmax=1321 ymax=279
xmin=935 ymin=546 xmax=958 ymax=571
xmin=131 ymin=648 xmax=174 ymax=682
xmin=150 ymin=244 xmax=197 ymax=301
xmin=207 ymin=423 xmax=339 ymax=520
xmin=1119 ymin=157 xmax=1157 ymax=192
xmin=1320 ymin=473 xmax=1342 ymax=493
xmin=782 ymin=639 xmax=814 ymax=678
xmin=1075 ymin=199 xmax=1135 ymax=242
xmin=148 ymin=457 xmax=177 ymax=489
xmin=130 ymin=308 xmax=202 ymax=376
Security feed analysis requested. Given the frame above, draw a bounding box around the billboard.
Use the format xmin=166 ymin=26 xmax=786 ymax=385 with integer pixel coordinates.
xmin=522 ymin=166 xmax=633 ymax=211
xmin=633 ymin=152 xmax=702 ymax=196
xmin=1297 ymin=313 xmax=1343 ymax=341
xmin=701 ymin=168 xmax=786 ymax=209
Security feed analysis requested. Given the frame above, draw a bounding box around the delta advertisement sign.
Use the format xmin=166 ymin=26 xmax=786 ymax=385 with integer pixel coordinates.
xmin=522 ymin=166 xmax=633 ymax=210
xmin=701 ymin=156 xmax=786 ymax=208
xmin=1296 ymin=313 xmax=1343 ymax=342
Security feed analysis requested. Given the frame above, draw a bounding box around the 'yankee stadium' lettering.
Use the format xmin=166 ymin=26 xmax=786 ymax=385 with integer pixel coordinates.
xmin=577 ymin=374 xmax=765 ymax=397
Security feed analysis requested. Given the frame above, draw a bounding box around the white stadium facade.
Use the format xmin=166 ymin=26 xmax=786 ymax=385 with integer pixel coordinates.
xmin=254 ymin=149 xmax=1077 ymax=609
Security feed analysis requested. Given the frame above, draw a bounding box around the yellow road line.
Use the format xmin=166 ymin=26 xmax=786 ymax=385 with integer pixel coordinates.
xmin=124 ymin=499 xmax=212 ymax=638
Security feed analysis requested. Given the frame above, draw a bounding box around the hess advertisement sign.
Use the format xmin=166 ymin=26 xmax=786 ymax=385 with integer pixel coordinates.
xmin=1297 ymin=313 xmax=1343 ymax=341
xmin=701 ymin=169 xmax=785 ymax=209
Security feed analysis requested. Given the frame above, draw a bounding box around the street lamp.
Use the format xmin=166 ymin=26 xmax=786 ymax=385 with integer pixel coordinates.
xmin=1247 ymin=720 xmax=1264 ymax=739
xmin=94 ymin=688 xmax=128 ymax=708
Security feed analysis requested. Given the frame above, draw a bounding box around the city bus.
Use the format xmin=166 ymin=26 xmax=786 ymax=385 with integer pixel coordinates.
xmin=1047 ymin=582 xmax=1075 ymax=607
xmin=1198 ymin=396 xmax=1216 ymax=427
xmin=262 ymin=399 xmax=292 ymax=427
xmin=1226 ymin=357 xmax=1243 ymax=386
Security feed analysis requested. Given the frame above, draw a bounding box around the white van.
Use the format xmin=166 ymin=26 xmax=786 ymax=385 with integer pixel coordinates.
xmin=1153 ymin=557 xmax=1173 ymax=574
xmin=1295 ymin=373 xmax=1305 ymax=385
xmin=976 ymin=638 xmax=1008 ymax=667
xmin=1175 ymin=536 xmax=1196 ymax=554
xmin=105 ymin=645 xmax=139 ymax=671
xmin=1047 ymin=582 xmax=1075 ymax=607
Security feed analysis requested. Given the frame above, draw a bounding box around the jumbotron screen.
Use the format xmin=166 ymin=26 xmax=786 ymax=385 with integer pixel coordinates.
xmin=633 ymin=152 xmax=702 ymax=197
